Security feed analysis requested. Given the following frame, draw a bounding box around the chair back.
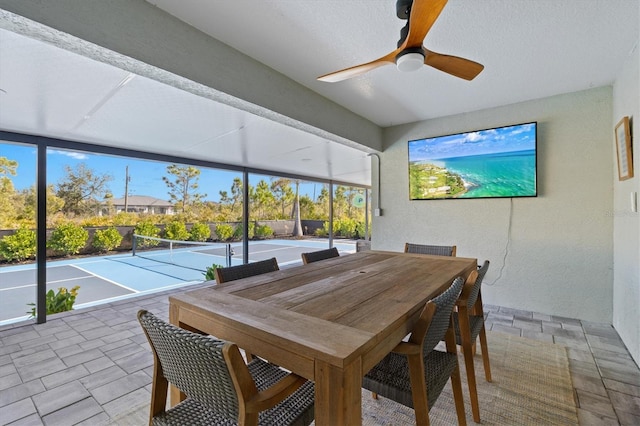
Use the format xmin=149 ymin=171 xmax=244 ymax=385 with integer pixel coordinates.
xmin=214 ymin=257 xmax=279 ymax=283
xmin=410 ymin=274 xmax=467 ymax=355
xmin=465 ymin=260 xmax=490 ymax=310
xmin=404 ymin=242 xmax=457 ymax=257
xmin=137 ymin=310 xmax=240 ymax=420
xmin=301 ymin=247 xmax=340 ymax=264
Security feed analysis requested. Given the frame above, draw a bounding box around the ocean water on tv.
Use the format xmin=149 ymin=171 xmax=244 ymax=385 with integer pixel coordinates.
xmin=442 ymin=149 xmax=536 ymax=198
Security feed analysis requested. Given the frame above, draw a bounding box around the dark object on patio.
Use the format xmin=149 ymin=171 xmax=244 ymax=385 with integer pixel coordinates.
xmin=214 ymin=257 xmax=279 ymax=283
xmin=362 ymin=272 xmax=476 ymax=425
xmin=404 ymin=242 xmax=457 ymax=256
xmin=452 ymin=260 xmax=492 ymax=423
xmin=301 ymin=247 xmax=340 ymax=264
xmin=137 ymin=310 xmax=315 ymax=426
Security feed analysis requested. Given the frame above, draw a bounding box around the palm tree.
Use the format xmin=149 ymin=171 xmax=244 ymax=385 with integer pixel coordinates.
xmin=292 ymin=180 xmax=303 ymax=237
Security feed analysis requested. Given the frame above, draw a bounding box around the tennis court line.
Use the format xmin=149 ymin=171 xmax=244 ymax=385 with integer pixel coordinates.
xmin=0 ymin=274 xmax=96 ymax=292
xmin=70 ymin=264 xmax=139 ymax=293
xmin=244 ymin=245 xmax=303 ymax=254
xmin=0 ymin=284 xmax=36 ymax=292
xmin=106 ymin=257 xmax=209 ymax=283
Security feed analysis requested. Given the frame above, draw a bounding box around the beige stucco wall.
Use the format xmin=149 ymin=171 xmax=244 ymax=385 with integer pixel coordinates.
xmin=374 ymin=87 xmax=614 ymax=323
xmin=612 ymin=43 xmax=639 ymax=364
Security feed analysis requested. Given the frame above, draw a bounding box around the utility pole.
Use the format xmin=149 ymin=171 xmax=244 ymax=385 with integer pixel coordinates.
xmin=124 ymin=166 xmax=130 ymax=212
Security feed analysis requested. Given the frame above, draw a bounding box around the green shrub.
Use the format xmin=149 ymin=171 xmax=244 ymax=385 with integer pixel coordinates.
xmin=134 ymin=220 xmax=160 ymax=247
xmin=203 ymin=263 xmax=224 ymax=281
xmin=215 ymin=224 xmax=234 ymax=241
xmin=255 ymin=224 xmax=274 ymax=239
xmin=27 ymin=285 xmax=80 ymax=318
xmin=334 ymin=218 xmax=357 ymax=238
xmin=355 ymin=220 xmax=367 ymax=239
xmin=0 ymin=227 xmax=37 ymax=262
xmin=92 ymin=227 xmax=123 ymax=252
xmin=47 ymin=223 xmax=88 ymax=256
xmin=233 ymin=222 xmax=255 ymax=240
xmin=164 ymin=220 xmax=190 ymax=241
xmin=189 ymin=222 xmax=211 ymax=242
xmin=314 ymin=221 xmax=329 ymax=237
xmin=111 ymin=212 xmax=139 ymax=226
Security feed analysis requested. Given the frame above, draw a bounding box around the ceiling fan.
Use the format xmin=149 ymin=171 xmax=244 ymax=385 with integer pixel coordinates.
xmin=317 ymin=0 xmax=484 ymax=82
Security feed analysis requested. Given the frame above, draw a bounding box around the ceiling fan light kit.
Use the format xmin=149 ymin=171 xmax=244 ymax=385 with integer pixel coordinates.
xmin=396 ymin=48 xmax=425 ymax=72
xmin=318 ymin=0 xmax=484 ymax=83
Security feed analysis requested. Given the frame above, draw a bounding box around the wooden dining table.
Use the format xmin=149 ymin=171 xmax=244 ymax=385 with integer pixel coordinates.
xmin=169 ymin=250 xmax=477 ymax=425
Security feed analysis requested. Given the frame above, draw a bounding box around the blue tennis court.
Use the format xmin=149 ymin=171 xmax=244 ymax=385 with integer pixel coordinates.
xmin=0 ymin=239 xmax=356 ymax=324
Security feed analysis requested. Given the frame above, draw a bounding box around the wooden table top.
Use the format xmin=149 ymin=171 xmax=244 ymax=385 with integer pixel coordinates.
xmin=169 ymin=250 xmax=478 ymax=374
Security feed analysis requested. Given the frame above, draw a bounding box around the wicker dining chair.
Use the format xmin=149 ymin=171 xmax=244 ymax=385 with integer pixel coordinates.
xmin=214 ymin=257 xmax=279 ymax=283
xmin=452 ymin=260 xmax=491 ymax=423
xmin=213 ymin=257 xmax=280 ymax=362
xmin=300 ymin=247 xmax=340 ymax=264
xmin=362 ymin=272 xmax=476 ymax=426
xmin=137 ymin=310 xmax=315 ymax=426
xmin=404 ymin=242 xmax=457 ymax=257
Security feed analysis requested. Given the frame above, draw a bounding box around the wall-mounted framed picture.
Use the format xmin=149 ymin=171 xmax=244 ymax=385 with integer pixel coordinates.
xmin=615 ymin=116 xmax=633 ymax=181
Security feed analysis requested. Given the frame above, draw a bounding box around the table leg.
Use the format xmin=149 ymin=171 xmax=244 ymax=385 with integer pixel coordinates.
xmin=314 ymin=357 xmax=362 ymax=425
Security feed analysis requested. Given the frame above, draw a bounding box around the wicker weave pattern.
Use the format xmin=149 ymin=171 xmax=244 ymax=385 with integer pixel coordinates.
xmin=405 ymin=243 xmax=456 ymax=256
xmin=465 ymin=260 xmax=490 ymax=310
xmin=453 ymin=260 xmax=490 ymax=343
xmin=139 ymin=311 xmax=315 ymax=426
xmin=363 ymin=349 xmax=458 ymax=409
xmin=301 ymin=247 xmax=340 ymax=264
xmin=453 ymin=314 xmax=484 ymax=346
xmin=139 ymin=311 xmax=240 ymax=420
xmin=362 ymin=276 xmax=464 ymax=415
xmin=215 ymin=257 xmax=279 ymax=283
xmin=423 ymin=276 xmax=465 ymax=354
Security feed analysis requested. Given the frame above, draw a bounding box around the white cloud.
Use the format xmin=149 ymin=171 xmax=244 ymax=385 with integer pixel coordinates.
xmin=47 ymin=149 xmax=88 ymax=160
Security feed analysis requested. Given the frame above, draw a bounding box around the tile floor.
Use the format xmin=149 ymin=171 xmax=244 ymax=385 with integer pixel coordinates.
xmin=0 ymin=284 xmax=639 ymax=425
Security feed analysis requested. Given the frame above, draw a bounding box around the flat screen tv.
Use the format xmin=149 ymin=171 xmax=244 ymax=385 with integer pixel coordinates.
xmin=408 ymin=122 xmax=537 ymax=200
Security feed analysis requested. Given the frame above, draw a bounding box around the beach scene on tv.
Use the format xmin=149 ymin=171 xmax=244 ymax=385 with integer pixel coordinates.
xmin=408 ymin=123 xmax=537 ymax=200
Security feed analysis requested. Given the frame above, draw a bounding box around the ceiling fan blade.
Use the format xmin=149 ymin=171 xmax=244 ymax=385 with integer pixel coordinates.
xmin=317 ymin=51 xmax=399 ymax=82
xmin=424 ymin=48 xmax=484 ymax=80
xmin=403 ymin=0 xmax=448 ymax=48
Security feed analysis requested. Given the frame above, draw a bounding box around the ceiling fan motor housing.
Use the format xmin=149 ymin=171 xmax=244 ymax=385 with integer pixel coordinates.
xmin=396 ymin=0 xmax=412 ymax=19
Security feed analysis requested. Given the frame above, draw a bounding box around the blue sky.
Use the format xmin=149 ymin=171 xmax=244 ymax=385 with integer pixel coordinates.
xmin=1 ymin=143 xmax=328 ymax=202
xmin=408 ymin=122 xmax=537 ymax=162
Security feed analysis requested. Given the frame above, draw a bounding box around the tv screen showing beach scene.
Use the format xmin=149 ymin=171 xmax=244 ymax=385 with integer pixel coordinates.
xmin=408 ymin=122 xmax=537 ymax=200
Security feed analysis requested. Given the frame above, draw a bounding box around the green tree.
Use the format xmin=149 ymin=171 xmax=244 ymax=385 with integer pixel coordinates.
xmin=251 ymin=179 xmax=275 ymax=220
xmin=218 ymin=177 xmax=244 ymax=220
xmin=19 ymin=185 xmax=65 ymax=224
xmin=162 ymin=165 xmax=207 ymax=214
xmin=0 ymin=156 xmax=17 ymax=177
xmin=316 ymin=186 xmax=331 ymax=219
xmin=333 ymin=186 xmax=349 ymax=219
xmin=270 ymin=178 xmax=294 ymax=219
xmin=56 ymin=163 xmax=113 ymax=216
xmin=298 ymin=194 xmax=319 ymax=220
xmin=0 ymin=157 xmax=19 ymax=228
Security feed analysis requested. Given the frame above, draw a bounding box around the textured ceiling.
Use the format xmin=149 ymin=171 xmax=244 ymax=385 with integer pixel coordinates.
xmin=148 ymin=0 xmax=639 ymax=126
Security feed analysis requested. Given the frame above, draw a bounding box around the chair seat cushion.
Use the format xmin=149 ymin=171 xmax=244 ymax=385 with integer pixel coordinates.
xmin=155 ymin=358 xmax=314 ymax=426
xmin=452 ymin=312 xmax=485 ymax=344
xmin=363 ymin=349 xmax=458 ymax=410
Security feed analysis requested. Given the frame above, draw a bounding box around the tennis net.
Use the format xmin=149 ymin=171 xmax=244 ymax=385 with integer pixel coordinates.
xmin=131 ymin=234 xmax=232 ymax=272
